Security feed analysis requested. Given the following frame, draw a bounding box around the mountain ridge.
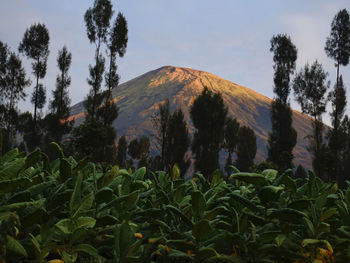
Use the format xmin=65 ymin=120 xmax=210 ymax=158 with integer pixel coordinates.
xmin=70 ymin=65 xmax=314 ymax=168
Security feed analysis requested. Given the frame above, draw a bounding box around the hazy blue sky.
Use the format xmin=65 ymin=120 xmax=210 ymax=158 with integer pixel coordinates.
xmin=0 ymin=0 xmax=349 ymax=124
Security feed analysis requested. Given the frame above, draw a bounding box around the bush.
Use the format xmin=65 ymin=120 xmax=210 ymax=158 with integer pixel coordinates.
xmin=0 ymin=141 xmax=349 ymax=262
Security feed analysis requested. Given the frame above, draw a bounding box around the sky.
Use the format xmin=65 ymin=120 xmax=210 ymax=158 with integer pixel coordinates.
xmin=0 ymin=0 xmax=350 ymax=125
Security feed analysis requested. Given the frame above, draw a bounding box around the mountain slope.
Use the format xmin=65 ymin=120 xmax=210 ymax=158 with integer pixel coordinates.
xmin=70 ymin=66 xmax=314 ymax=168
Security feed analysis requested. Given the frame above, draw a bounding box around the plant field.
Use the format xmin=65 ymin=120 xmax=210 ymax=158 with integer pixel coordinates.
xmin=1 ymin=143 xmax=350 ymax=262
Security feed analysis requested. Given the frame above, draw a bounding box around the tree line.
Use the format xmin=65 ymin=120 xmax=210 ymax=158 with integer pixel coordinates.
xmin=0 ymin=4 xmax=350 ymax=184
xmin=267 ymin=9 xmax=350 ymax=187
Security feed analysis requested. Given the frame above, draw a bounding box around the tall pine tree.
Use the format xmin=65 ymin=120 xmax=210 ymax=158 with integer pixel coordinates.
xmin=267 ymin=34 xmax=297 ymax=172
xmin=190 ymin=87 xmax=227 ymax=178
xmin=0 ymin=46 xmax=30 ymax=152
xmin=45 ymin=46 xmax=73 ymax=144
xmin=325 ymin=9 xmax=350 ymax=181
xmin=236 ymin=126 xmax=257 ymax=172
xmin=18 ymin=23 xmax=49 ymax=128
xmin=293 ymin=61 xmax=330 ymax=179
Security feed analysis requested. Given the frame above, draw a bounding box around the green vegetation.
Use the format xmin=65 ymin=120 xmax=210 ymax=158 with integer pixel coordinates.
xmin=267 ymin=34 xmax=297 ymax=172
xmin=2 ymin=140 xmax=350 ymax=262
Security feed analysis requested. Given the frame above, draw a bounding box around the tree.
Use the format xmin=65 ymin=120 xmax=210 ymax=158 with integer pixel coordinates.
xmin=166 ymin=109 xmax=190 ymax=174
xmin=71 ymin=0 xmax=127 ymax=164
xmin=325 ymin=9 xmax=350 ymax=181
xmin=100 ymin=12 xmax=128 ymax=127
xmin=152 ymin=99 xmax=171 ymax=169
xmin=116 ymin=135 xmax=127 ymax=168
xmin=128 ymin=136 xmax=150 ymax=169
xmin=293 ymin=61 xmax=330 ymax=179
xmin=19 ymin=23 xmax=50 ymax=128
xmin=236 ymin=126 xmax=257 ymax=172
xmin=0 ymin=41 xmax=9 ymax=98
xmin=190 ymin=87 xmax=227 ymax=178
xmin=0 ymin=46 xmax=30 ymax=152
xmin=45 ymin=46 xmax=73 ymax=144
xmin=267 ymin=34 xmax=298 ymax=171
xmin=327 ymin=76 xmax=347 ymax=180
xmin=224 ymin=117 xmax=240 ymax=173
xmin=84 ymin=0 xmax=113 ymax=121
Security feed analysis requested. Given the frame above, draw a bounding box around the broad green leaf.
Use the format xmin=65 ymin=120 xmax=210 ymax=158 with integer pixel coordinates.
xmin=269 ymin=208 xmax=307 ymax=222
xmin=320 ymin=208 xmax=337 ymax=221
xmin=99 ymin=165 xmax=118 ymax=188
xmin=7 ymin=235 xmax=28 ymax=257
xmin=275 ymin=234 xmax=286 ymax=246
xmin=50 ymin=142 xmax=64 ymax=159
xmin=172 ymin=164 xmax=180 ymax=181
xmin=59 ymin=158 xmax=72 ymax=182
xmin=229 ymin=172 xmax=267 ymax=186
xmin=70 ymin=173 xmax=83 ymax=213
xmin=76 ymin=216 xmax=96 ymax=229
xmin=72 ymin=244 xmax=98 ymax=257
xmin=191 ymin=190 xmax=207 ymax=219
xmin=95 ymin=187 xmax=114 ymax=204
xmin=173 ymin=184 xmax=186 ymax=203
xmin=0 ymin=177 xmax=32 ymax=194
xmin=22 ymin=149 xmax=40 ymax=170
xmin=29 ymin=233 xmax=41 ymax=259
xmin=69 ymin=228 xmax=95 ymax=245
xmin=211 ymin=169 xmax=221 ymax=186
xmin=0 ymin=157 xmax=26 ymax=179
xmin=166 ymin=205 xmax=193 ymax=227
xmin=262 ymin=169 xmax=278 ymax=182
xmin=118 ymin=221 xmax=133 ymax=258
xmin=133 ymin=166 xmax=146 ymax=181
xmin=168 ymin=249 xmax=193 ymax=259
xmin=258 ymin=185 xmax=284 ymax=203
xmin=229 ymin=192 xmax=260 ymax=212
xmin=192 ymin=219 xmax=212 ymax=241
xmin=71 ymin=191 xmax=94 ymax=219
xmin=0 ymin=200 xmax=44 ymax=212
xmin=56 ymin=218 xmax=72 ymax=234
xmin=197 ymin=247 xmax=220 ymax=260
xmin=1 ymin=148 xmax=19 ymax=163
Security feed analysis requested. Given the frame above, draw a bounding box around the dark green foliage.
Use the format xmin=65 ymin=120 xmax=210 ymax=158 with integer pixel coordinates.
xmin=70 ymin=119 xmax=115 ymax=163
xmin=295 ymin=165 xmax=307 ymax=179
xmin=152 ymin=99 xmax=171 ymax=169
xmin=84 ymin=0 xmax=113 ymax=55
xmin=165 ymin=109 xmax=190 ymax=174
xmin=270 ymin=34 xmax=298 ymax=104
xmin=85 ymin=55 xmax=105 ymax=121
xmin=0 ymin=41 xmax=8 ymax=93
xmin=152 ymin=100 xmax=190 ymax=174
xmin=116 ymin=135 xmax=127 ymax=168
xmin=267 ymin=34 xmax=297 ymax=172
xmin=268 ymin=100 xmax=297 ymax=171
xmin=127 ymin=136 xmax=150 ymax=169
xmin=51 ymin=46 xmax=72 ymax=118
xmin=128 ymin=138 xmax=140 ymax=160
xmin=18 ymin=23 xmax=50 ymax=126
xmin=325 ymin=9 xmax=350 ymax=183
xmin=43 ymin=46 xmax=73 ymax=153
xmin=236 ymin=126 xmax=257 ymax=172
xmin=190 ymin=87 xmax=227 ymax=178
xmin=327 ymin=76 xmax=347 ymax=181
xmin=293 ymin=61 xmax=330 ymax=179
xmin=0 ymin=47 xmax=30 ymax=152
xmin=2 ymin=139 xmax=350 ymax=262
xmin=72 ymin=0 xmax=127 ymax=164
xmin=325 ymin=9 xmax=350 ymax=68
xmin=224 ymin=117 xmax=240 ymax=173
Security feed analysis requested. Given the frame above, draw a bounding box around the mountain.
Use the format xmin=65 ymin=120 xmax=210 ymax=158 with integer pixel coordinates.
xmin=70 ymin=66 xmax=314 ymax=168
